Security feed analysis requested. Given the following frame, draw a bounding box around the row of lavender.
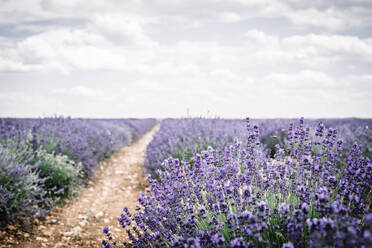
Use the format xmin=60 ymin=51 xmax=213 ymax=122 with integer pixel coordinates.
xmin=0 ymin=117 xmax=156 ymax=230
xmin=105 ymin=118 xmax=372 ymax=248
xmin=260 ymin=118 xmax=372 ymax=158
xmin=145 ymin=118 xmax=372 ymax=178
xmin=145 ymin=118 xmax=247 ymax=177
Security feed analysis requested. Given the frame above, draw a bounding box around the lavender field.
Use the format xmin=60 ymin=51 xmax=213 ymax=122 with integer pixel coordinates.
xmin=2 ymin=0 xmax=372 ymax=247
xmin=1 ymin=117 xmax=371 ymax=247
xmin=102 ymin=117 xmax=372 ymax=248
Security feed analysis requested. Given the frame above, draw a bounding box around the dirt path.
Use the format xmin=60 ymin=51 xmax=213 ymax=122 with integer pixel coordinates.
xmin=3 ymin=124 xmax=159 ymax=248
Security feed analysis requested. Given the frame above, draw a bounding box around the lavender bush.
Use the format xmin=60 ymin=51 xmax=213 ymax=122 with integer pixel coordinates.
xmin=0 ymin=144 xmax=51 ymax=229
xmin=36 ymin=148 xmax=83 ymax=202
xmin=145 ymin=118 xmax=247 ymax=177
xmin=257 ymin=118 xmax=372 ymax=160
xmin=323 ymin=119 xmax=372 ymax=158
xmin=104 ymin=118 xmax=371 ymax=247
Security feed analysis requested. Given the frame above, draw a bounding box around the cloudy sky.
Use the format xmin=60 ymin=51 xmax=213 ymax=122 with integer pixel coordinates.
xmin=0 ymin=0 xmax=372 ymax=118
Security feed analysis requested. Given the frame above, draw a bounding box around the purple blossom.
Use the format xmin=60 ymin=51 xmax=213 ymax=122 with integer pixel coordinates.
xmin=104 ymin=118 xmax=372 ymax=247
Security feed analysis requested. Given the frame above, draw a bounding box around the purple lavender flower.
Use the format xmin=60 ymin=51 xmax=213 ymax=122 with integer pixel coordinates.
xmin=104 ymin=117 xmax=372 ymax=248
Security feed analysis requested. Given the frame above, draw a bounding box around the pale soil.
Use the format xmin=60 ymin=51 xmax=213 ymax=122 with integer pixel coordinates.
xmin=1 ymin=124 xmax=159 ymax=248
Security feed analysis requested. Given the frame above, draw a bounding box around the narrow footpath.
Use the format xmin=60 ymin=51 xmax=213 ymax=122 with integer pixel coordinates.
xmin=5 ymin=124 xmax=159 ymax=248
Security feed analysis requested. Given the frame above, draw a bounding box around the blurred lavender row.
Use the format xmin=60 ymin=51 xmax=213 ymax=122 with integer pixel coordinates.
xmin=0 ymin=117 xmax=157 ymax=177
xmin=145 ymin=118 xmax=247 ymax=177
xmin=0 ymin=117 xmax=156 ymax=229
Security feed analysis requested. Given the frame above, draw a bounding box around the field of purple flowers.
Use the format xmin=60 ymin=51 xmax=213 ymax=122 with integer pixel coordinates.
xmin=104 ymin=118 xmax=372 ymax=248
xmin=0 ymin=117 xmax=156 ymax=230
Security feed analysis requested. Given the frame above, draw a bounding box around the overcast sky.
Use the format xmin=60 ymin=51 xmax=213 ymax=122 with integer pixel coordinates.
xmin=0 ymin=0 xmax=372 ymax=118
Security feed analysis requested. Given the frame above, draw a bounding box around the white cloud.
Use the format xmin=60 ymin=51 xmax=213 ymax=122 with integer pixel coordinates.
xmin=70 ymin=86 xmax=103 ymax=97
xmin=0 ymin=28 xmax=129 ymax=72
xmin=52 ymin=86 xmax=103 ymax=97
xmin=282 ymin=34 xmax=372 ymax=58
xmin=221 ymin=12 xmax=242 ymax=23
xmin=1 ymin=0 xmax=372 ymax=32
xmin=285 ymin=7 xmax=352 ymax=30
xmin=90 ymin=13 xmax=157 ymax=47
xmin=264 ymin=70 xmax=336 ymax=90
xmin=1 ymin=24 xmax=372 ymax=84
